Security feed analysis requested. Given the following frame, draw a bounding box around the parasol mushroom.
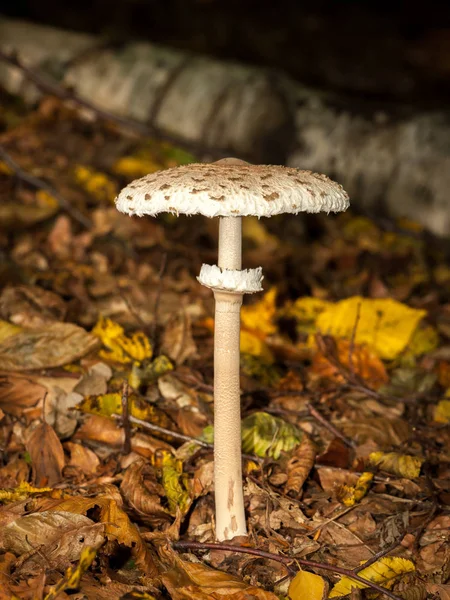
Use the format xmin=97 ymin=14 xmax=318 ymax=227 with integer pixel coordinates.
xmin=116 ymin=157 xmax=349 ymax=540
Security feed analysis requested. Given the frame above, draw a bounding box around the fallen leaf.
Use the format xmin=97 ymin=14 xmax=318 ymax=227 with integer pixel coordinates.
xmin=0 ymin=322 xmax=99 ymax=371
xmin=43 ymin=546 xmax=98 ymax=600
xmin=288 ymin=570 xmax=327 ymax=600
xmin=316 ymin=297 xmax=426 ymax=360
xmin=434 ymin=398 xmax=450 ymax=423
xmin=312 ymin=337 xmax=388 ymax=389
xmin=65 ymin=442 xmax=100 ymax=475
xmin=242 ymin=412 xmax=302 ymax=459
xmin=0 ymin=285 xmax=67 ymax=327
xmin=92 ymin=316 xmax=152 ymax=364
xmin=369 ymin=451 xmax=423 ymax=478
xmin=161 ymin=310 xmax=198 ymax=365
xmin=25 ymin=421 xmax=65 ymax=487
xmin=328 ymin=556 xmax=415 ymax=597
xmin=241 ymin=287 xmax=278 ymax=336
xmin=285 ymin=437 xmax=316 ymax=495
xmin=337 ymin=471 xmax=374 ymax=506
xmin=0 ymin=373 xmax=47 ymax=416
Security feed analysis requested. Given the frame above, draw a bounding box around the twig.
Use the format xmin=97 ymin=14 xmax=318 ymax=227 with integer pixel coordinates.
xmin=0 ymin=48 xmax=250 ymax=161
xmin=111 ymin=413 xmax=263 ymax=463
xmin=0 ymin=144 xmax=92 ymax=229
xmin=172 ymin=540 xmax=404 ymax=600
xmin=353 ymin=534 xmax=407 ymax=574
xmin=306 ymin=402 xmax=356 ymax=449
xmin=121 ymin=381 xmax=132 ymax=454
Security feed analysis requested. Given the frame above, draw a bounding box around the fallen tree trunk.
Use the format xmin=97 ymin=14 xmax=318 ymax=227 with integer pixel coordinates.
xmin=0 ymin=17 xmax=449 ymax=235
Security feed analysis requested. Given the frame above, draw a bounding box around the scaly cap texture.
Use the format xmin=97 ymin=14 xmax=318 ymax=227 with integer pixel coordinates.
xmin=115 ymin=160 xmax=349 ymax=218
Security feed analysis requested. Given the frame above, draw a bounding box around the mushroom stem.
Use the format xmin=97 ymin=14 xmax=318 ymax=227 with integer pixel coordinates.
xmin=213 ymin=216 xmax=247 ymax=540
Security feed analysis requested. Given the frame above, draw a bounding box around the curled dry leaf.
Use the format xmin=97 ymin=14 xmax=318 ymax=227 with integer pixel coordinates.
xmin=120 ymin=459 xmax=172 ymax=527
xmin=285 ymin=436 xmax=316 ymax=495
xmin=25 ymin=421 xmax=65 ymax=487
xmin=160 ymin=543 xmax=280 ymax=600
xmin=0 ymin=322 xmax=99 ymax=371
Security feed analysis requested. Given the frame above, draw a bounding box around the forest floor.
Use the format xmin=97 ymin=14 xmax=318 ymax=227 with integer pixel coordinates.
xmin=0 ymin=90 xmax=449 ymax=600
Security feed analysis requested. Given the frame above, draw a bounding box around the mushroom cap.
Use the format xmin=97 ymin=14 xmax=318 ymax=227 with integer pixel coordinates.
xmin=115 ymin=159 xmax=349 ymax=218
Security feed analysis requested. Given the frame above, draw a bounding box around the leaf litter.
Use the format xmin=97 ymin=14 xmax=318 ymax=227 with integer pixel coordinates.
xmin=0 ymin=93 xmax=449 ymax=600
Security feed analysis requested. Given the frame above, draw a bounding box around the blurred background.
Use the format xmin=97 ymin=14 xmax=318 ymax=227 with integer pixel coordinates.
xmin=2 ymin=0 xmax=450 ymax=105
xmin=1 ymin=0 xmax=450 ymax=234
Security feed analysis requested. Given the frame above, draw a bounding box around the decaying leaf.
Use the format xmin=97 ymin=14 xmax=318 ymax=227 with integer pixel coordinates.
xmin=434 ymin=398 xmax=450 ymax=423
xmin=328 ymin=556 xmax=415 ymax=597
xmin=155 ymin=450 xmax=191 ymax=515
xmin=160 ymin=543 xmax=279 ymax=599
xmin=0 ymin=322 xmax=99 ymax=371
xmin=369 ymin=451 xmax=423 ymax=478
xmin=0 ymin=481 xmax=52 ymax=504
xmin=337 ymin=471 xmax=374 ymax=506
xmin=242 ymin=412 xmax=302 ymax=459
xmin=288 ymin=570 xmax=328 ymax=600
xmin=25 ymin=421 xmax=65 ymax=487
xmin=0 ymin=372 xmax=47 ymax=417
xmin=120 ymin=459 xmax=172 ymax=527
xmin=285 ymin=437 xmax=316 ymax=495
xmin=0 ymin=285 xmax=67 ymax=327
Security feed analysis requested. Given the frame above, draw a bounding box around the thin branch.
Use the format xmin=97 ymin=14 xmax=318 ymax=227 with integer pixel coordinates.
xmin=121 ymin=381 xmax=132 ymax=454
xmin=172 ymin=540 xmax=404 ymax=600
xmin=111 ymin=413 xmax=263 ymax=463
xmin=306 ymin=402 xmax=356 ymax=448
xmin=0 ymin=144 xmax=92 ymax=229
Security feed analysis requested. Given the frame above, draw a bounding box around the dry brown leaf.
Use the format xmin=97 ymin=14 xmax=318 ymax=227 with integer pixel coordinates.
xmin=285 ymin=436 xmax=316 ymax=495
xmin=0 ymin=510 xmax=101 ymax=555
xmin=25 ymin=421 xmax=65 ymax=487
xmin=161 ymin=310 xmax=198 ymax=365
xmin=120 ymin=459 xmax=172 ymax=527
xmin=0 ymin=285 xmax=67 ymax=328
xmin=65 ymin=442 xmax=100 ymax=474
xmin=0 ymin=322 xmax=99 ymax=371
xmin=0 ymin=372 xmax=47 ymax=416
xmin=0 ymin=457 xmax=29 ymax=488
xmin=74 ymin=414 xmax=125 ymax=447
xmin=160 ymin=543 xmax=279 ymax=599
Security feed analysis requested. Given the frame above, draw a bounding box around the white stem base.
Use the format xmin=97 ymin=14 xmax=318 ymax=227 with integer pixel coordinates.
xmin=213 ymin=290 xmax=247 ymax=540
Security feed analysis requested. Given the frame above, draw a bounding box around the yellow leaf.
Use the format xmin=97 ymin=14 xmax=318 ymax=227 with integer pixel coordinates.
xmin=316 ymin=297 xmax=426 ymax=360
xmin=329 ymin=556 xmax=415 ymax=597
xmin=404 ymin=325 xmax=439 ymax=358
xmin=0 ymin=320 xmax=21 ymax=343
xmin=242 ymin=412 xmax=302 ymax=459
xmin=241 ymin=287 xmax=278 ymax=336
xmin=92 ymin=316 xmax=152 ymax=364
xmin=155 ymin=450 xmax=191 ymax=515
xmin=434 ymin=398 xmax=450 ymax=424
xmin=44 ymin=546 xmax=97 ymax=600
xmin=77 ymin=392 xmax=171 ymax=427
xmin=0 ymin=160 xmax=13 ymax=175
xmin=337 ymin=471 xmax=373 ymax=507
xmin=73 ymin=164 xmax=117 ymax=203
xmin=240 ymin=330 xmax=274 ymax=362
xmin=369 ymin=451 xmax=423 ymax=479
xmin=289 ymin=570 xmax=327 ymax=600
xmin=0 ymin=480 xmax=53 ymax=504
xmin=113 ymin=155 xmax=163 ymax=179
